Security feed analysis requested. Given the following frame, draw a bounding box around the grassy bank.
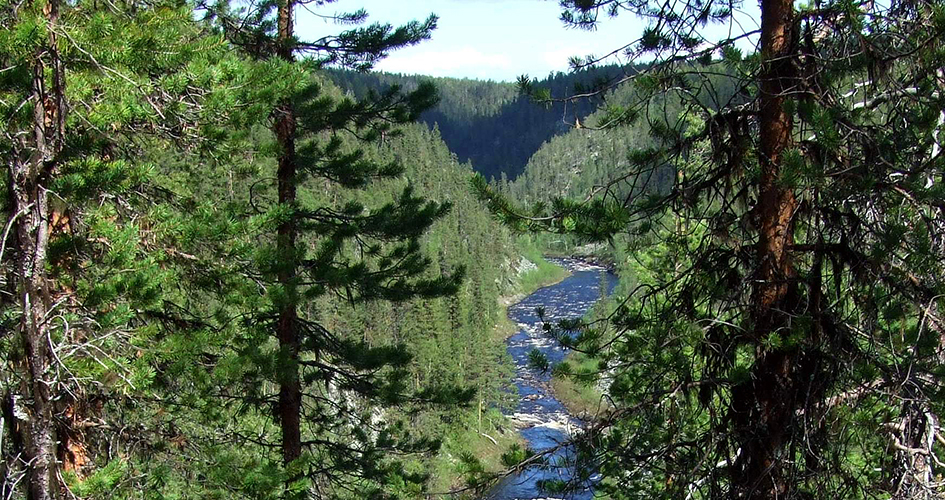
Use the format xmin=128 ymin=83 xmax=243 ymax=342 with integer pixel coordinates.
xmin=424 ymin=408 xmax=523 ymax=497
xmin=494 ymin=236 xmax=571 ymax=340
xmin=550 ymin=351 xmax=612 ymax=420
xmin=515 ymin=235 xmax=571 ymax=294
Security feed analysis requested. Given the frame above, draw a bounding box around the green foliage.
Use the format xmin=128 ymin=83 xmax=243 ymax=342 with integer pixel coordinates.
xmin=63 ymin=459 xmax=128 ymax=499
xmin=485 ymin=0 xmax=945 ymax=498
xmin=144 ymin=115 xmax=524 ymax=497
xmin=1 ymin=2 xmax=527 ymax=499
xmin=325 ymin=65 xmax=631 ymax=181
xmin=0 ymin=1 xmax=252 ymax=498
xmin=500 ymin=443 xmax=533 ymax=468
xmin=527 ymin=349 xmax=550 ymax=372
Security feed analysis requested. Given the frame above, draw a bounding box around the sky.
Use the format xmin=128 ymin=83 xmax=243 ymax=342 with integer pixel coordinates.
xmin=296 ymin=1 xmax=761 ymax=82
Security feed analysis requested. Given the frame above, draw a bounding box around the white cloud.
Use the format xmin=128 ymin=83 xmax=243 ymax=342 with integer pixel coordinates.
xmin=375 ymin=46 xmax=514 ymax=80
xmin=540 ymin=45 xmax=597 ymax=70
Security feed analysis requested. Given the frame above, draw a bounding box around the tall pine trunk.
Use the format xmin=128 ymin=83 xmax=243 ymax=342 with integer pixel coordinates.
xmin=11 ymin=156 xmax=57 ymax=500
xmin=731 ymin=0 xmax=800 ymax=496
xmin=274 ymin=0 xmax=302 ymax=470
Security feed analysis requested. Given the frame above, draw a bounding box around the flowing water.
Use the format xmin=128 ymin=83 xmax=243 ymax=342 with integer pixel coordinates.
xmin=488 ymin=258 xmax=618 ymax=500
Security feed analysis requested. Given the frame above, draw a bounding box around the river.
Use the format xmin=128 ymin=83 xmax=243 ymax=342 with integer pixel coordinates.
xmin=488 ymin=258 xmax=618 ymax=500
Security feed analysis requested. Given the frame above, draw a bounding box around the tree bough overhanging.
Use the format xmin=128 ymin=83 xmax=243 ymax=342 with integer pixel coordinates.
xmin=475 ymin=0 xmax=945 ymax=498
xmin=1 ymin=0 xmax=244 ymax=498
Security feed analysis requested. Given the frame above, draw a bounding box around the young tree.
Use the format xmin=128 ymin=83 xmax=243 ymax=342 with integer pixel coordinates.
xmin=478 ymin=0 xmax=945 ymax=497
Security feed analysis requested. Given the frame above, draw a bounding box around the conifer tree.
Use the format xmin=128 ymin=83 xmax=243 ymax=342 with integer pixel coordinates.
xmin=200 ymin=1 xmax=466 ymax=495
xmin=477 ymin=0 xmax=945 ymax=497
xmin=0 ymin=0 xmax=237 ymax=497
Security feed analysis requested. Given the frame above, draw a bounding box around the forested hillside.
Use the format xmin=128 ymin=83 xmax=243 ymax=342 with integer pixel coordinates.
xmin=137 ymin=117 xmax=529 ymax=497
xmin=5 ymin=0 xmax=945 ymax=498
xmin=325 ymin=67 xmax=626 ymax=181
xmin=0 ymin=2 xmax=552 ymax=498
xmin=504 ymin=67 xmax=740 ymax=206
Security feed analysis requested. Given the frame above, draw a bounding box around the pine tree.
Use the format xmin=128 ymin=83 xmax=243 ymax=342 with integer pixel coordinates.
xmin=477 ymin=0 xmax=945 ymax=497
xmin=0 ymin=0 xmax=238 ymax=497
xmin=200 ymin=1 xmax=468 ymax=495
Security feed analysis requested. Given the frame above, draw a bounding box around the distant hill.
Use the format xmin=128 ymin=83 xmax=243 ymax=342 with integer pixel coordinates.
xmin=505 ymin=65 xmax=741 ymax=205
xmin=324 ymin=66 xmax=628 ymax=181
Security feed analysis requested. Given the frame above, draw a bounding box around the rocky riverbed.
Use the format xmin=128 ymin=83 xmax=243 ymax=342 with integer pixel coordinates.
xmin=488 ymin=259 xmax=617 ymax=500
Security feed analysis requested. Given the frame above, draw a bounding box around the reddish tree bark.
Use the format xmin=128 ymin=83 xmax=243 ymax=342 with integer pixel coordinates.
xmin=274 ymin=0 xmax=302 ymax=469
xmin=730 ymin=0 xmax=801 ymax=496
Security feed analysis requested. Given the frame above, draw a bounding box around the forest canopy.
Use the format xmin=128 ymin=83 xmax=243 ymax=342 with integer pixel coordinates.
xmin=3 ymin=0 xmax=945 ymax=499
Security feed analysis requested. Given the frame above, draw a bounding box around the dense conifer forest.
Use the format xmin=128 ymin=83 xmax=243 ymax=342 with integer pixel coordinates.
xmin=324 ymin=67 xmax=625 ymax=181
xmin=2 ymin=0 xmax=945 ymax=499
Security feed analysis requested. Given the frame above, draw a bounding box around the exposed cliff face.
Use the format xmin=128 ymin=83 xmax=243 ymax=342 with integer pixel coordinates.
xmin=514 ymin=257 xmax=539 ymax=277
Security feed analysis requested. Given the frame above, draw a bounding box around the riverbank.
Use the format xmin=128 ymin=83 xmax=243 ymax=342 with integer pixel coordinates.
xmin=427 ymin=252 xmax=570 ymax=495
xmin=425 ymin=412 xmax=523 ymax=496
xmin=550 ymin=352 xmax=613 ymax=420
xmin=542 ymin=241 xmax=619 ymax=273
xmin=496 ymin=254 xmax=571 ymax=340
xmin=496 ymin=234 xmax=574 ymax=339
